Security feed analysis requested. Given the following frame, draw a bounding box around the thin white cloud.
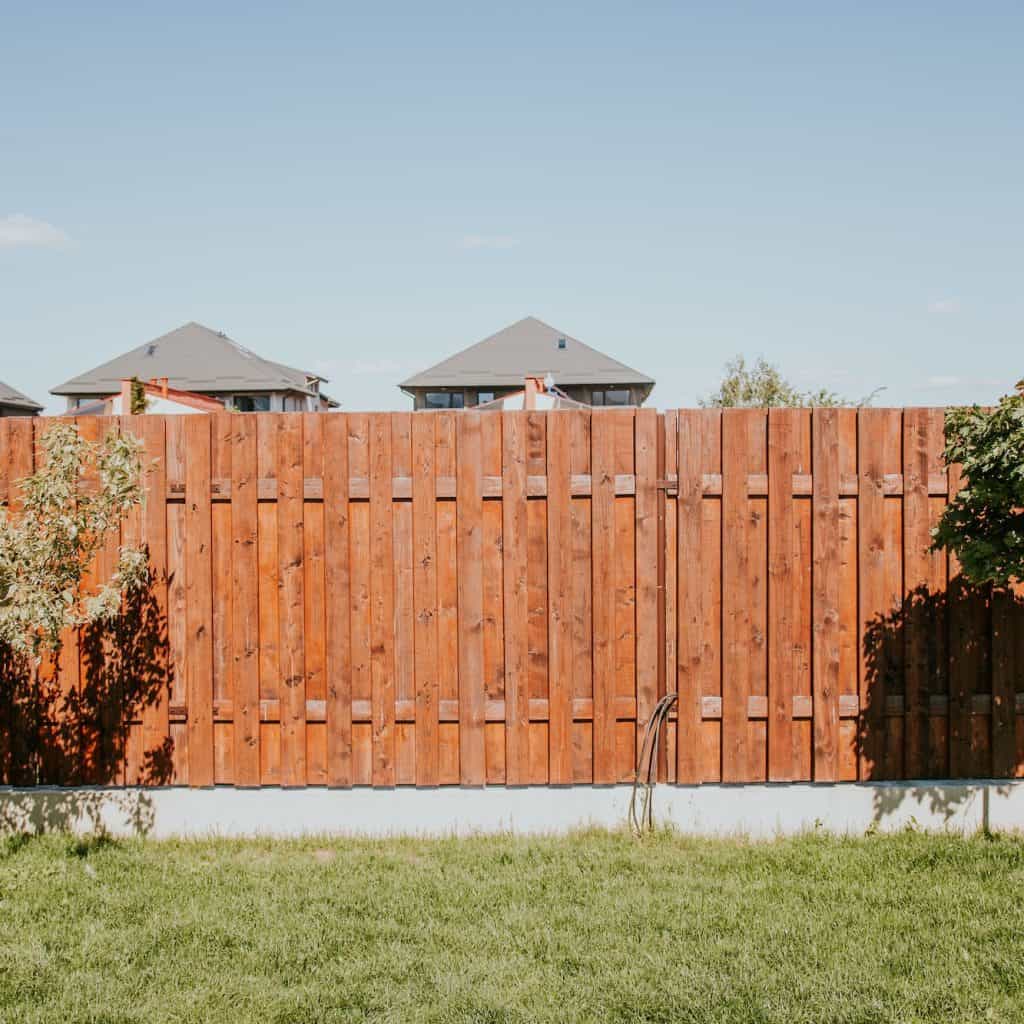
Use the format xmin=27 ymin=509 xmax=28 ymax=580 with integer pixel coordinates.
xmin=923 ymin=374 xmax=961 ymax=389
xmin=927 ymin=299 xmax=960 ymax=314
xmin=458 ymin=234 xmax=519 ymax=250
xmin=0 ymin=214 xmax=70 ymax=249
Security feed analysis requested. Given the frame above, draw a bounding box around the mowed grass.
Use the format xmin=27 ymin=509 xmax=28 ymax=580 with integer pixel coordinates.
xmin=1 ymin=829 xmax=1022 ymax=1023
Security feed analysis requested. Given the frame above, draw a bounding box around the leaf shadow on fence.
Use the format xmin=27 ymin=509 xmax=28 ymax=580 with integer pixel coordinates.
xmin=858 ymin=581 xmax=1017 ymax=829
xmin=0 ymin=573 xmax=173 ymax=837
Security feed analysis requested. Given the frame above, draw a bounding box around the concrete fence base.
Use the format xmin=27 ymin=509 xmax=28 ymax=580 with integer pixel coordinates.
xmin=2 ymin=781 xmax=1023 ymax=840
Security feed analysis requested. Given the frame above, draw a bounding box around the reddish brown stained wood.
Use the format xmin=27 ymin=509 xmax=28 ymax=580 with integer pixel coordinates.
xmin=277 ymin=414 xmax=306 ymax=787
xmin=412 ymin=414 xmax=440 ymax=786
xmin=368 ymin=413 xmax=396 ymax=786
xmin=675 ymin=410 xmax=705 ymax=783
xmin=768 ymin=409 xmax=801 ymax=781
xmin=812 ymin=409 xmax=841 ymax=781
xmin=721 ymin=410 xmax=752 ymax=783
xmin=230 ymin=415 xmax=260 ymax=786
xmin=184 ymin=414 xmax=214 ymax=787
xmin=858 ymin=409 xmax=903 ymax=780
xmin=546 ymin=411 xmax=574 ymax=783
xmin=569 ymin=410 xmax=593 ymax=783
xmin=634 ymin=410 xmax=659 ymax=769
xmin=502 ymin=411 xmax=530 ymax=785
xmin=434 ymin=412 xmax=460 ymax=784
xmin=323 ymin=414 xmax=352 ymax=786
xmin=456 ymin=412 xmax=486 ymax=785
xmin=591 ymin=411 xmax=617 ymax=783
xmin=135 ymin=416 xmax=170 ymax=785
xmin=480 ymin=414 xmax=505 ymax=783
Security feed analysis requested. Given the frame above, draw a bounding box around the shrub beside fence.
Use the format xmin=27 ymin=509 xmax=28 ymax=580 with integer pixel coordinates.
xmin=0 ymin=408 xmax=1021 ymax=789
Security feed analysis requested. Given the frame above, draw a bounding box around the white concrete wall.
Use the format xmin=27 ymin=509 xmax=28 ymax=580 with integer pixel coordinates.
xmin=3 ymin=782 xmax=1024 ymax=839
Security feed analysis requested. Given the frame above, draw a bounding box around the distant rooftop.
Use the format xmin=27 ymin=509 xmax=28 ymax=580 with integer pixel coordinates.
xmin=0 ymin=380 xmax=43 ymax=413
xmin=400 ymin=317 xmax=655 ymax=391
xmin=51 ymin=321 xmax=331 ymax=399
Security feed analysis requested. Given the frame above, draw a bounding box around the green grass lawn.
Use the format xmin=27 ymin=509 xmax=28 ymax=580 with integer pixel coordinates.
xmin=1 ymin=829 xmax=1022 ymax=1023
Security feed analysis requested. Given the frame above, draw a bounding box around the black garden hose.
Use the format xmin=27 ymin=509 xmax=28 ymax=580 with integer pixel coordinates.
xmin=628 ymin=692 xmax=678 ymax=837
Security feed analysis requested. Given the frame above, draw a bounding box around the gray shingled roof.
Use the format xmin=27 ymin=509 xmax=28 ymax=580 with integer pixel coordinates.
xmin=400 ymin=317 xmax=655 ymax=390
xmin=0 ymin=380 xmax=43 ymax=412
xmin=51 ymin=322 xmax=328 ymax=398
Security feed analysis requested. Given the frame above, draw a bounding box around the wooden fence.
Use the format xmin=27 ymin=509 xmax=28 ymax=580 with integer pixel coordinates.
xmin=1 ymin=408 xmax=1021 ymax=789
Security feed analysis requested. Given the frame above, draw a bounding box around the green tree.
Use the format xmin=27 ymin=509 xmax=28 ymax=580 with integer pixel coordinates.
xmin=700 ymin=355 xmax=873 ymax=408
xmin=0 ymin=421 xmax=147 ymax=659
xmin=932 ymin=381 xmax=1024 ymax=585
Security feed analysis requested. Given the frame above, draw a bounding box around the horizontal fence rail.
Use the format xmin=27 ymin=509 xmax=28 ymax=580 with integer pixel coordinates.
xmin=0 ymin=408 xmax=1021 ymax=789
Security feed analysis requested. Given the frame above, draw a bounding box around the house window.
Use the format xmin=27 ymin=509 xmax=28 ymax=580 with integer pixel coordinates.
xmin=477 ymin=391 xmax=495 ymax=405
xmin=424 ymin=392 xmax=464 ymax=409
xmin=591 ymin=390 xmax=604 ymax=407
xmin=604 ymin=389 xmax=631 ymax=407
xmin=234 ymin=395 xmax=271 ymax=412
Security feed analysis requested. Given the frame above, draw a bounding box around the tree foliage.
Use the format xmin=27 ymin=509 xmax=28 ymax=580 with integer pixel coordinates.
xmin=0 ymin=421 xmax=147 ymax=659
xmin=932 ymin=382 xmax=1024 ymax=585
xmin=700 ymin=355 xmax=855 ymax=408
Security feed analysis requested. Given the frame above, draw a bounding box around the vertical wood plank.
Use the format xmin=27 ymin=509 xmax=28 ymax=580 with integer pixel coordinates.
xmin=456 ymin=412 xmax=486 ymax=785
xmin=323 ymin=413 xmax=352 ymax=787
xmin=569 ymin=410 xmax=593 ymax=783
xmin=184 ymin=414 xmax=214 ymax=787
xmin=391 ymin=412 xmax=416 ymax=783
xmin=502 ymin=411 xmax=530 ymax=785
xmin=435 ymin=413 xmax=460 ymax=784
xmin=858 ymin=409 xmax=903 ymax=779
xmin=635 ymin=409 xmax=659 ymax=770
xmin=277 ymin=414 xmax=306 ymax=787
xmin=210 ymin=413 xmax=233 ymax=783
xmin=768 ymin=409 xmax=799 ymax=781
xmin=546 ymin=411 xmax=573 ymax=784
xmin=138 ymin=416 xmax=170 ymax=786
xmin=230 ymin=414 xmax=260 ymax=786
xmin=413 ymin=413 xmax=440 ymax=786
xmin=903 ymin=407 xmax=932 ymax=779
xmin=812 ymin=408 xmax=841 ymax=782
xmin=347 ymin=414 xmax=372 ymax=784
xmin=591 ymin=411 xmax=617 ymax=784
xmin=302 ymin=413 xmax=327 ymax=784
xmin=721 ymin=410 xmax=751 ymax=783
xmin=675 ymin=410 xmax=704 ymax=783
xmin=255 ymin=414 xmax=280 ymax=784
xmin=368 ymin=413 xmax=396 ymax=787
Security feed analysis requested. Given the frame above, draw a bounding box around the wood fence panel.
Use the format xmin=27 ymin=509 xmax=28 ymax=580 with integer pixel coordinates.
xmin=6 ymin=407 xmax=1014 ymax=791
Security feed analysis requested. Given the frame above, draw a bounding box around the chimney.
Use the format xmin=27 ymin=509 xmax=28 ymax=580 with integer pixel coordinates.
xmin=524 ymin=376 xmax=543 ymax=410
xmin=119 ymin=379 xmax=133 ymax=413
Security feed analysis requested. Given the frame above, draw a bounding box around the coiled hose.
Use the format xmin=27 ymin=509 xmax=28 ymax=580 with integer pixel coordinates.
xmin=628 ymin=692 xmax=678 ymax=837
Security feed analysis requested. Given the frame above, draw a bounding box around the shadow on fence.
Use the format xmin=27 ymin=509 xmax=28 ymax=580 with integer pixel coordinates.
xmin=0 ymin=573 xmax=172 ymax=835
xmin=859 ymin=581 xmax=1017 ymax=827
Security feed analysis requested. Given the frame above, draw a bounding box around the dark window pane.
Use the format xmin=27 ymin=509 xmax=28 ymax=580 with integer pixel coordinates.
xmin=425 ymin=392 xmax=451 ymax=409
xmin=591 ymin=390 xmax=605 ymax=406
xmin=604 ymin=389 xmax=630 ymax=407
xmin=451 ymin=393 xmax=464 ymax=409
xmin=235 ymin=395 xmax=271 ymax=412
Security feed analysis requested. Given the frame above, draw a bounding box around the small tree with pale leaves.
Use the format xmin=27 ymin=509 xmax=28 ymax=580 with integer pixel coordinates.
xmin=0 ymin=421 xmax=147 ymax=660
xmin=700 ymin=355 xmax=881 ymax=408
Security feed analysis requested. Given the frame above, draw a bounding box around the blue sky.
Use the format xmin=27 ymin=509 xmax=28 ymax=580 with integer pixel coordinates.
xmin=2 ymin=1 xmax=1021 ymax=413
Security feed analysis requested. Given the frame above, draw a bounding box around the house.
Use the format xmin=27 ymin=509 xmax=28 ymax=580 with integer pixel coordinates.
xmin=399 ymin=316 xmax=655 ymax=410
xmin=51 ymin=322 xmax=338 ymax=413
xmin=0 ymin=381 xmax=43 ymax=417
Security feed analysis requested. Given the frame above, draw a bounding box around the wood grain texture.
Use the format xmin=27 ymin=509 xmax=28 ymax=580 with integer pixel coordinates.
xmin=812 ymin=409 xmax=840 ymax=782
xmin=502 ymin=412 xmax=530 ymax=785
xmin=456 ymin=412 xmax=486 ymax=785
xmin=323 ymin=414 xmax=352 ymax=787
